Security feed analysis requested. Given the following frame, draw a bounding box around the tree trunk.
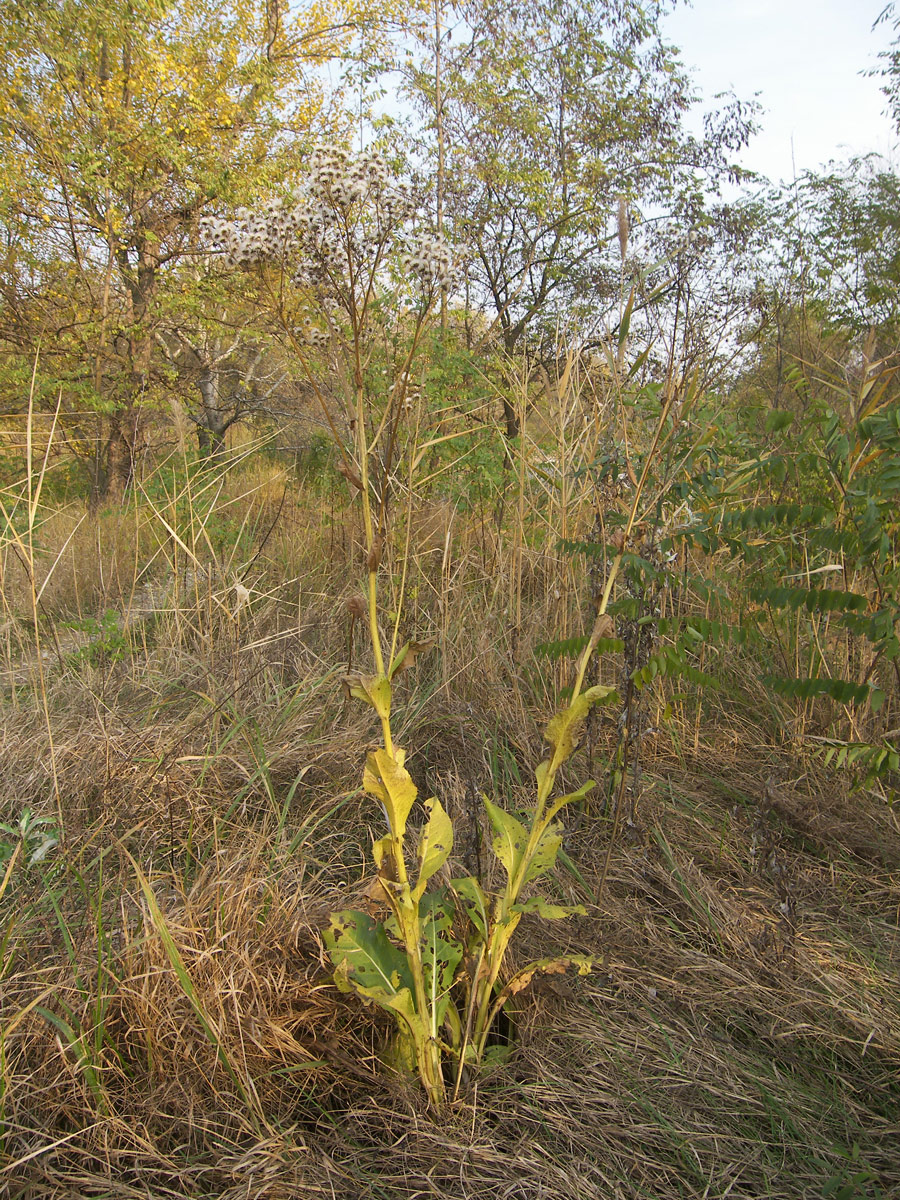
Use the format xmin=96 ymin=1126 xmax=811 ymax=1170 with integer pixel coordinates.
xmin=116 ymin=239 xmax=158 ymax=481
xmin=196 ymin=369 xmax=229 ymax=457
xmin=500 ymin=394 xmax=519 ymax=439
xmin=105 ymin=417 xmax=133 ymax=498
xmin=196 ymin=422 xmax=227 ymax=457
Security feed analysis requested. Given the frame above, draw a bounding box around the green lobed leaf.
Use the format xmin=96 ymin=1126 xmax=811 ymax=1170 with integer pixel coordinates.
xmin=544 ymin=685 xmax=617 ymax=764
xmin=510 ymin=896 xmax=586 ymax=919
xmin=483 ymin=797 xmax=527 ymax=879
xmin=419 ymin=890 xmax=464 ymax=1028
xmin=544 ymin=779 xmax=596 ymax=825
xmin=413 ymin=797 xmax=454 ymax=901
xmin=450 ymin=875 xmax=489 ymax=938
xmin=324 ymin=909 xmax=413 ymax=999
xmin=522 ymin=823 xmax=563 ymax=884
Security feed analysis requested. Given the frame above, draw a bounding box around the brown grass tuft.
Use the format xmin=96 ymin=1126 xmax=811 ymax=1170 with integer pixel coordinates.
xmin=2 ymin=448 xmax=898 ymax=1199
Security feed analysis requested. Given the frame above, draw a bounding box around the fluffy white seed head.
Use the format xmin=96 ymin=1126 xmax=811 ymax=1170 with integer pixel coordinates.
xmin=200 ymin=149 xmax=453 ymax=305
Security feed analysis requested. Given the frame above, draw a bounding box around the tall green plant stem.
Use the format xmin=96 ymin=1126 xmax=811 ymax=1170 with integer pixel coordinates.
xmin=343 ymin=383 xmax=447 ymax=1106
xmin=349 ymin=292 xmax=450 ymax=1105
xmin=469 ymin=388 xmax=675 ymax=1060
xmin=347 ymin=368 xmax=444 ymax=1100
xmin=239 ymin=166 xmax=451 ymax=1107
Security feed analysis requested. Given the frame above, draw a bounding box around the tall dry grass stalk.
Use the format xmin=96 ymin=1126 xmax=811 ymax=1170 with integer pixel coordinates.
xmin=0 ymin=369 xmax=75 ymax=837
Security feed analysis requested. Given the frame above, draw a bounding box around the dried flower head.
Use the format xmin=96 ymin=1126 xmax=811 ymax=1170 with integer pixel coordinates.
xmin=345 ymin=594 xmax=367 ymax=620
xmin=200 ymin=148 xmax=421 ymax=282
xmin=401 ymin=232 xmax=456 ymax=292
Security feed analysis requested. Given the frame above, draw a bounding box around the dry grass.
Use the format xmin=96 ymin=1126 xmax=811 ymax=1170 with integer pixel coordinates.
xmin=1 ymin=452 xmax=898 ymax=1199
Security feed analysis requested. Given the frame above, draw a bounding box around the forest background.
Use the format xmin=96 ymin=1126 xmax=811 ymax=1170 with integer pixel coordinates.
xmin=1 ymin=1 xmax=900 ymax=1197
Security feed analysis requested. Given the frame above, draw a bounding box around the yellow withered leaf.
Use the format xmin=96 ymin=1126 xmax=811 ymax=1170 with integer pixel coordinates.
xmin=544 ymin=685 xmax=617 ymax=763
xmin=343 ymin=672 xmax=392 ymax=721
xmin=413 ymin=796 xmax=453 ymax=900
xmin=364 ymin=748 xmax=417 ymax=839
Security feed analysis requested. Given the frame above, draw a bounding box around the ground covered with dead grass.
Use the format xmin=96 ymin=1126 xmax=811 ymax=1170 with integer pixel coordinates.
xmin=2 ymin=463 xmax=898 ymax=1200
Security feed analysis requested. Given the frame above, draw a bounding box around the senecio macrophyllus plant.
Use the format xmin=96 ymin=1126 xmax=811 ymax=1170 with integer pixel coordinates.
xmin=331 ymin=616 xmax=617 ymax=1110
xmin=202 ymin=148 xmax=618 ymax=1110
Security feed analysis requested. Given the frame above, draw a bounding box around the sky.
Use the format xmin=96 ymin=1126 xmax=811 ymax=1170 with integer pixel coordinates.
xmin=661 ymin=0 xmax=898 ymax=184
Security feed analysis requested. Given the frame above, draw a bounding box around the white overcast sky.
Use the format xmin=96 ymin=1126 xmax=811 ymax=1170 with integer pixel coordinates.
xmin=661 ymin=0 xmax=898 ymax=183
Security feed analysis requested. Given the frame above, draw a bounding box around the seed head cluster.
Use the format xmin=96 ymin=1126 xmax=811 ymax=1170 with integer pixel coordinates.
xmin=400 ymin=233 xmax=456 ymax=291
xmin=199 ymin=148 xmax=456 ymax=307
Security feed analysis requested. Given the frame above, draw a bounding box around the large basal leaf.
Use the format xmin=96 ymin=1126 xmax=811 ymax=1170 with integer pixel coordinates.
xmin=324 ymin=909 xmax=413 ymax=1000
xmin=413 ymin=797 xmax=453 ymax=901
xmin=544 ymin=685 xmax=617 ymax=764
xmin=419 ymin=890 xmax=463 ymax=1028
xmin=363 ymin=748 xmax=417 ymax=839
xmin=483 ymin=797 xmax=527 ymax=880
